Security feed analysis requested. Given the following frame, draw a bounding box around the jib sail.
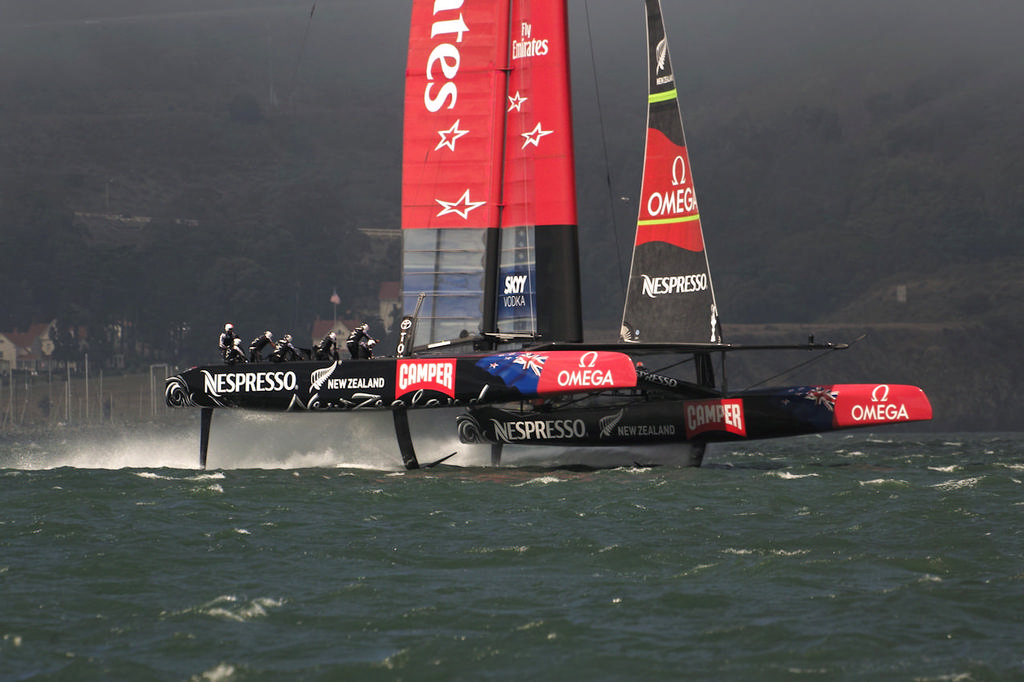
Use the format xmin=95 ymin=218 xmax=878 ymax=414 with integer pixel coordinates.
xmin=620 ymin=0 xmax=721 ymax=344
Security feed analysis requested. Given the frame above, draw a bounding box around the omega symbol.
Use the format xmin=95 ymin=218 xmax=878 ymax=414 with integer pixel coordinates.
xmin=671 ymin=156 xmax=687 ymax=186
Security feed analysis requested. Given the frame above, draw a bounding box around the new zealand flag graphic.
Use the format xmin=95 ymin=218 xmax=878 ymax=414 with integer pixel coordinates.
xmin=774 ymin=385 xmax=838 ymax=430
xmin=476 ymin=352 xmax=547 ymax=396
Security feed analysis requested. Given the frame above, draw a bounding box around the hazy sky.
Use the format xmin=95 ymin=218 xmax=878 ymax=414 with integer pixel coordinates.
xmin=3 ymin=0 xmax=1022 ymax=330
xmin=4 ymin=0 xmax=1021 ymax=109
xmin=3 ymin=0 xmax=1021 ymax=212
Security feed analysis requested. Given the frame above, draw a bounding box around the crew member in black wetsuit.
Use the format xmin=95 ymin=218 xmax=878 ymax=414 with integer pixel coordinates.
xmin=270 ymin=334 xmax=300 ymax=362
xmin=248 ymin=330 xmax=274 ymax=362
xmin=225 ymin=338 xmax=247 ymax=365
xmin=346 ymin=324 xmax=372 ymax=359
xmin=314 ymin=331 xmax=339 ymax=361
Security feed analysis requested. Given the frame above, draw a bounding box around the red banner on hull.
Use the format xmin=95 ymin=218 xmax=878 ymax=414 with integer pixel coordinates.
xmin=684 ymin=399 xmax=747 ymax=438
xmin=831 ymin=384 xmax=933 ymax=428
xmin=535 ymin=350 xmax=637 ymax=395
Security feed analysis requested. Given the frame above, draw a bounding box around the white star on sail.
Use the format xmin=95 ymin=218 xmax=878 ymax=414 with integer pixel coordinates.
xmin=435 ymin=119 xmax=469 ymax=152
xmin=507 ymin=91 xmax=527 ymax=112
xmin=521 ymin=122 xmax=553 ymax=149
xmin=436 ymin=189 xmax=486 ymax=220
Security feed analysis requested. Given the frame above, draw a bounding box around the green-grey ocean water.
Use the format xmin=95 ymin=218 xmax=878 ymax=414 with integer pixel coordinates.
xmin=2 ymin=430 xmax=1023 ymax=681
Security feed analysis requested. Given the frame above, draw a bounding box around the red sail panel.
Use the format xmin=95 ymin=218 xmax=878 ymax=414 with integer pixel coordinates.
xmin=495 ymin=0 xmax=583 ymax=344
xmin=635 ymin=129 xmax=704 ymax=251
xmin=831 ymin=384 xmax=934 ymax=428
xmin=402 ymin=1 xmax=510 ymax=230
xmin=502 ymin=1 xmax=577 ymax=229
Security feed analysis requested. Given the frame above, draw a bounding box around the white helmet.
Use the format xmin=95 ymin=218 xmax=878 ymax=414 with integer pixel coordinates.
xmin=284 ymin=334 xmax=292 ymax=342
xmin=329 ymin=332 xmax=336 ymax=339
xmin=264 ymin=330 xmax=272 ymax=338
xmin=225 ymin=323 xmax=234 ymax=331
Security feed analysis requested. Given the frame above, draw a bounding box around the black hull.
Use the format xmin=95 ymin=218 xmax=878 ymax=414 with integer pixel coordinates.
xmin=166 ymin=353 xmax=930 ymax=470
xmin=460 ymin=384 xmax=934 ymax=448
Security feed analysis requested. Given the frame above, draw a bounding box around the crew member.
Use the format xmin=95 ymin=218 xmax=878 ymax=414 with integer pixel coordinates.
xmin=248 ymin=330 xmax=274 ymax=362
xmin=219 ymin=323 xmax=240 ymax=363
xmin=225 ymin=338 xmax=247 ymax=365
xmin=314 ymin=331 xmax=339 ymax=361
xmin=270 ymin=333 xmax=299 ymax=362
xmin=361 ymin=337 xmax=377 ymax=359
xmin=346 ymin=323 xmax=374 ymax=359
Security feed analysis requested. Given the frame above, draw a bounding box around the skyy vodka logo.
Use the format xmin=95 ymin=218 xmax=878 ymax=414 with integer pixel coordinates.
xmin=502 ymin=273 xmax=529 ymax=309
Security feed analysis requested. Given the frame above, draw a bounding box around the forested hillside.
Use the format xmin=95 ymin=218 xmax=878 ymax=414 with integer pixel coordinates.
xmin=1 ymin=0 xmax=1022 ymax=428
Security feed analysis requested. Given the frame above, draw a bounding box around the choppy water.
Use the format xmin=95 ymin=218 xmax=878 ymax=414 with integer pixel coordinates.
xmin=2 ymin=427 xmax=1023 ymax=681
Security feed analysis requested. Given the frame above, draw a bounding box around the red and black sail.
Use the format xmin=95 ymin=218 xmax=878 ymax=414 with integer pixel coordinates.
xmin=620 ymin=0 xmax=721 ymax=344
xmin=401 ymin=0 xmax=582 ymax=347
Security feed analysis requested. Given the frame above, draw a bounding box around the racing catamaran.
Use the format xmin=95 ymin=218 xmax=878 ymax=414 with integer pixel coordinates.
xmin=166 ymin=0 xmax=931 ymax=469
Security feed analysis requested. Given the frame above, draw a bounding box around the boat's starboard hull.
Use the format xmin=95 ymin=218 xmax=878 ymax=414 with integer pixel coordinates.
xmin=460 ymin=384 xmax=933 ymax=447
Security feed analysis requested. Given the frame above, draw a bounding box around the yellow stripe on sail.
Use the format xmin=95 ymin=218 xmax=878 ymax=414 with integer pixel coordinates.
xmin=648 ymin=89 xmax=677 ymax=104
xmin=637 ymin=214 xmax=701 ymax=226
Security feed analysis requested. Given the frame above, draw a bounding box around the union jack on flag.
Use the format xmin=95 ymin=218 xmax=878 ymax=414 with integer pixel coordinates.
xmin=513 ymin=352 xmax=547 ymax=376
xmin=476 ymin=352 xmax=546 ymax=395
xmin=804 ymin=386 xmax=838 ymax=411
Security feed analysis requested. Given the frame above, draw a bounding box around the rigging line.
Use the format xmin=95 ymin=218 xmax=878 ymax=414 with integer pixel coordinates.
xmin=582 ymin=0 xmax=627 ymax=293
xmin=738 ymin=335 xmax=866 ymax=392
xmin=286 ymin=2 xmax=317 ymax=113
xmin=645 ymin=356 xmax=694 ymax=375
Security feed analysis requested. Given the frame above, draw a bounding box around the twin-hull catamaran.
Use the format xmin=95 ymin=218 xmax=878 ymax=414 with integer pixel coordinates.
xmin=166 ymin=0 xmax=931 ymax=469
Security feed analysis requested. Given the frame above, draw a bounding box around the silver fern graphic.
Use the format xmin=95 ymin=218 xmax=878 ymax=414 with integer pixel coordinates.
xmin=656 ymin=38 xmax=668 ymax=73
xmin=599 ymin=409 xmax=625 ymax=438
xmin=310 ymin=362 xmax=340 ymax=391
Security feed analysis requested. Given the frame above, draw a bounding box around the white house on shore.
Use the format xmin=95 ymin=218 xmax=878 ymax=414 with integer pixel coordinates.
xmin=0 ymin=321 xmax=56 ymax=376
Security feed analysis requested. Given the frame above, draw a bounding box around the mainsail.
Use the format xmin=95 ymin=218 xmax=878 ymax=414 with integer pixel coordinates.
xmin=401 ymin=0 xmax=582 ymax=348
xmin=620 ymin=0 xmax=721 ymax=344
